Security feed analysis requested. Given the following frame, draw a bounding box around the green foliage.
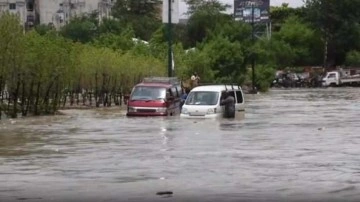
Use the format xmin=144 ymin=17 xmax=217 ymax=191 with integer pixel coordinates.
xmin=111 ymin=0 xmax=161 ymax=41
xmin=201 ymin=36 xmax=246 ymax=83
xmin=98 ymin=18 xmax=123 ymax=34
xmin=60 ymin=16 xmax=98 ymax=43
xmin=245 ymin=65 xmax=276 ymax=92
xmin=345 ymin=50 xmax=360 ymax=67
xmin=273 ymin=16 xmax=320 ymax=66
xmin=270 ymin=4 xmax=305 ymax=31
xmin=34 ymin=24 xmax=55 ymax=35
xmin=182 ymin=48 xmax=215 ymax=83
xmin=304 ymin=0 xmax=360 ymax=66
xmin=0 ymin=13 xmax=167 ymax=118
xmin=254 ymin=37 xmax=295 ymax=68
xmin=92 ymin=26 xmax=135 ymax=51
xmin=185 ymin=0 xmax=232 ymax=47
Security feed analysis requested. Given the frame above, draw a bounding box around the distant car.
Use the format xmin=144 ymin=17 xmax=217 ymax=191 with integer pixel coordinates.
xmin=126 ymin=77 xmax=182 ymax=117
xmin=180 ymin=84 xmax=245 ymax=119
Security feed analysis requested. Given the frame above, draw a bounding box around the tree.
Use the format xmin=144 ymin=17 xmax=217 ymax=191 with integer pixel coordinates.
xmin=273 ymin=16 xmax=322 ymax=66
xmin=345 ymin=50 xmax=360 ymax=67
xmin=92 ymin=26 xmax=135 ymax=52
xmin=34 ymin=24 xmax=55 ymax=35
xmin=270 ymin=4 xmax=305 ymax=31
xmin=185 ymin=0 xmax=232 ymax=47
xmin=254 ymin=37 xmax=296 ymax=68
xmin=98 ymin=18 xmax=123 ymax=35
xmin=111 ymin=0 xmax=161 ymax=41
xmin=201 ymin=36 xmax=246 ymax=83
xmin=60 ymin=15 xmax=98 ymax=43
xmin=0 ymin=13 xmax=25 ymax=118
xmin=305 ymin=0 xmax=360 ymax=67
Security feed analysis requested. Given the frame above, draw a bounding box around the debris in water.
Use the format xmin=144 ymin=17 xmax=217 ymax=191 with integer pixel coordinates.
xmin=156 ymin=191 xmax=173 ymax=196
xmin=159 ymin=177 xmax=165 ymax=180
xmin=318 ymin=127 xmax=325 ymax=131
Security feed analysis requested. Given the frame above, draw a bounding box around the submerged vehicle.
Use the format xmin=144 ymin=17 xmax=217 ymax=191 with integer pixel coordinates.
xmin=126 ymin=77 xmax=182 ymax=116
xmin=180 ymin=84 xmax=245 ymax=119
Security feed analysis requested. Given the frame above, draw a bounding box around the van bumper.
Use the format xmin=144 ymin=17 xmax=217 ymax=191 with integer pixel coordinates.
xmin=180 ymin=113 xmax=220 ymax=119
xmin=126 ymin=112 xmax=167 ymax=116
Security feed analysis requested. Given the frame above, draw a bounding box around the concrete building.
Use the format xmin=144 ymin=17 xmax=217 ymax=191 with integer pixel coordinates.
xmin=0 ymin=0 xmax=30 ymax=28
xmin=0 ymin=0 xmax=114 ymax=30
xmin=37 ymin=0 xmax=110 ymax=29
xmin=98 ymin=0 xmax=114 ymax=23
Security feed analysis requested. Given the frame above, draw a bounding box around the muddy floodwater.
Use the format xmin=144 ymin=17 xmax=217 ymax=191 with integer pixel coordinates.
xmin=0 ymin=88 xmax=360 ymax=202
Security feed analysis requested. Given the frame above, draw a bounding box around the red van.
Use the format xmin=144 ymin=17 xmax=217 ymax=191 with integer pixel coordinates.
xmin=126 ymin=77 xmax=182 ymax=116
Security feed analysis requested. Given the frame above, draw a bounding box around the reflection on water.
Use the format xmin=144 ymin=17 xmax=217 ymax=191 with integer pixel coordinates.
xmin=0 ymin=88 xmax=360 ymax=201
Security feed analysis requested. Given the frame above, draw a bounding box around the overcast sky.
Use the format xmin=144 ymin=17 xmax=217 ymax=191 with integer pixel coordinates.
xmin=179 ymin=0 xmax=305 ymax=18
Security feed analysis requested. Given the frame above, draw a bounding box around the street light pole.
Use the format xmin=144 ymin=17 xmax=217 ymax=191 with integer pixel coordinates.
xmin=251 ymin=3 xmax=256 ymax=92
xmin=167 ymin=0 xmax=173 ymax=77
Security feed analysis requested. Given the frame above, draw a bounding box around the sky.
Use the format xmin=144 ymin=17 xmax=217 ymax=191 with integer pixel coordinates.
xmin=178 ymin=0 xmax=305 ymax=18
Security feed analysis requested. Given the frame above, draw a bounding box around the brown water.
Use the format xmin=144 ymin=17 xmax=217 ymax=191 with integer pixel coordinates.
xmin=0 ymin=88 xmax=360 ymax=202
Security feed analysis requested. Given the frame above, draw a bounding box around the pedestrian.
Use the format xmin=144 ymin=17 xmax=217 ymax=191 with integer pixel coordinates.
xmin=180 ymin=88 xmax=190 ymax=110
xmin=220 ymin=91 xmax=235 ymax=118
xmin=190 ymin=72 xmax=200 ymax=88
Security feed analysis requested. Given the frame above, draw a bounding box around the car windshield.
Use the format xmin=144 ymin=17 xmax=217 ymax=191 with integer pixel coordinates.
xmin=185 ymin=91 xmax=219 ymax=105
xmin=130 ymin=86 xmax=166 ymax=101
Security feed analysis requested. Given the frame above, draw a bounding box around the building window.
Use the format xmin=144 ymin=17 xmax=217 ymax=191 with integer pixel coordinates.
xmin=27 ymin=2 xmax=34 ymax=11
xmin=9 ymin=3 xmax=16 ymax=10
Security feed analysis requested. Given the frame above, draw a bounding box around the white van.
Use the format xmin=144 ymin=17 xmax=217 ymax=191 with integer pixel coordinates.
xmin=180 ymin=85 xmax=245 ymax=119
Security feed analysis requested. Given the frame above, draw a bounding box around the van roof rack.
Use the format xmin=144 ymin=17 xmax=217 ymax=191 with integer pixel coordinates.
xmin=224 ymin=84 xmax=239 ymax=91
xmin=143 ymin=77 xmax=179 ymax=84
xmin=198 ymin=83 xmax=241 ymax=91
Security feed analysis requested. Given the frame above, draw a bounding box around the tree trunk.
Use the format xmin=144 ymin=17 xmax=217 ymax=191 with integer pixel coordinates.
xmin=11 ymin=75 xmax=21 ymax=118
xmin=0 ymin=76 xmax=3 ymax=120
xmin=43 ymin=79 xmax=55 ymax=114
xmin=52 ymin=78 xmax=60 ymax=114
xmin=101 ymin=73 xmax=107 ymax=107
xmin=95 ymin=72 xmax=100 ymax=107
xmin=21 ymin=79 xmax=26 ymax=116
xmin=25 ymin=79 xmax=34 ymax=116
xmin=34 ymin=82 xmax=41 ymax=115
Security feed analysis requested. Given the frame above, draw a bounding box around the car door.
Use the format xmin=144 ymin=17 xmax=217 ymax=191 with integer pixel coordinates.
xmin=166 ymin=86 xmax=181 ymax=115
xmin=235 ymin=89 xmax=245 ymax=111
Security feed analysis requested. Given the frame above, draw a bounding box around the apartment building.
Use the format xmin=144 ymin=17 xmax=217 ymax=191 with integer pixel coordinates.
xmin=37 ymin=0 xmax=114 ymax=29
xmin=0 ymin=0 xmax=114 ymax=29
xmin=0 ymin=0 xmax=33 ymax=29
xmin=0 ymin=0 xmax=170 ymax=30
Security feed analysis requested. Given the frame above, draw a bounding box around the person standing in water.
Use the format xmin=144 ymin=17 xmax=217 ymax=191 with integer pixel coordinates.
xmin=180 ymin=88 xmax=190 ymax=110
xmin=220 ymin=91 xmax=235 ymax=118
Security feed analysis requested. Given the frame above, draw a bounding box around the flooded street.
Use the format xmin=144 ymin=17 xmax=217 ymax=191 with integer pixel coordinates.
xmin=1 ymin=88 xmax=360 ymax=202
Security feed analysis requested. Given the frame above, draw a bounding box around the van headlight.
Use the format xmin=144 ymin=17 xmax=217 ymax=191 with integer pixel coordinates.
xmin=181 ymin=108 xmax=189 ymax=114
xmin=157 ymin=107 xmax=167 ymax=113
xmin=207 ymin=108 xmax=216 ymax=114
xmin=128 ymin=107 xmax=136 ymax=112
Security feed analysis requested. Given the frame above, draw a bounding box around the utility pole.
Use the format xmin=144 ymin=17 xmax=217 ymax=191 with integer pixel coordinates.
xmin=251 ymin=3 xmax=256 ymax=93
xmin=167 ymin=0 xmax=173 ymax=77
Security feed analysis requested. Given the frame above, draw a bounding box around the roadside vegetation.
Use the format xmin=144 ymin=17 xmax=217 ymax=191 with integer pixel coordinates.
xmin=1 ymin=0 xmax=360 ymax=118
